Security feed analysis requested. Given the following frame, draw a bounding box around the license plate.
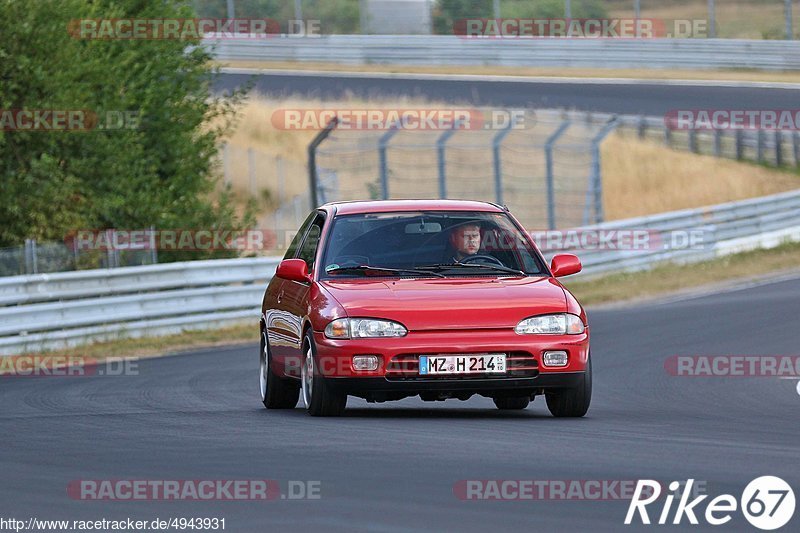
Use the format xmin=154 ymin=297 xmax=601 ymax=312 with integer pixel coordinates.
xmin=419 ymin=354 xmax=506 ymax=375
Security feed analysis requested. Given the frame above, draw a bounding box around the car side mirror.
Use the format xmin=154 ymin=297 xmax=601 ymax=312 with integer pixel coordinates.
xmin=276 ymin=259 xmax=310 ymax=283
xmin=550 ymin=254 xmax=582 ymax=278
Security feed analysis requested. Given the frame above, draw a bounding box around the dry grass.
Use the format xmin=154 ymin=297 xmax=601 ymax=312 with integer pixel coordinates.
xmin=601 ymin=134 xmax=800 ymax=219
xmin=218 ymin=61 xmax=800 ymax=84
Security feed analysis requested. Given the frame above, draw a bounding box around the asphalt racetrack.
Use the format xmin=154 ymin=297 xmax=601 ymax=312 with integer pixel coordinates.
xmin=216 ymin=69 xmax=800 ymax=116
xmin=2 ymin=275 xmax=798 ymax=531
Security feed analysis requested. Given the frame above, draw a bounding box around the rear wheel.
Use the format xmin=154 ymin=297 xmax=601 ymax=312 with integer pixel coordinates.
xmin=493 ymin=396 xmax=530 ymax=410
xmin=302 ymin=331 xmax=347 ymax=417
xmin=260 ymin=331 xmax=299 ymax=409
xmin=545 ymin=354 xmax=592 ymax=418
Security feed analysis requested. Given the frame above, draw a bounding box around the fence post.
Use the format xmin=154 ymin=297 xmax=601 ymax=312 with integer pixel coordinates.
xmin=735 ymin=129 xmax=744 ymax=160
xmin=637 ymin=115 xmax=646 ymax=139
xmin=276 ymin=155 xmax=285 ymax=204
xmin=492 ymin=124 xmax=514 ymax=205
xmin=775 ymin=131 xmax=783 ymax=166
xmin=565 ymin=0 xmax=571 ymax=18
xmin=248 ymin=148 xmax=256 ymax=195
xmin=688 ymin=129 xmax=698 ymax=153
xmin=24 ymin=239 xmax=38 ymax=275
xmin=307 ymin=118 xmax=339 ymax=210
xmin=150 ymin=225 xmax=158 ymax=265
xmin=222 ymin=143 xmax=231 ymax=186
xmin=664 ymin=125 xmax=672 ymax=147
xmin=757 ymin=130 xmax=765 ymax=163
xmin=707 ymin=0 xmax=716 ymax=38
xmin=793 ymin=132 xmax=800 ymax=167
xmin=713 ymin=129 xmax=722 ymax=157
xmin=588 ymin=118 xmax=619 ymax=225
xmin=436 ymin=128 xmax=457 ymax=198
xmin=786 ymin=0 xmax=794 ymax=40
xmin=545 ymin=120 xmax=572 ymax=230
xmin=378 ymin=127 xmax=399 ymax=199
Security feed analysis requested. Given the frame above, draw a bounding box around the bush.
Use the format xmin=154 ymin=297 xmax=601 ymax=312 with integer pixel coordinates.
xmin=0 ymin=0 xmax=253 ymax=259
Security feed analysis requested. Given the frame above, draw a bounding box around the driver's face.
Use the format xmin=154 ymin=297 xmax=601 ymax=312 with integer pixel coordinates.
xmin=451 ymin=225 xmax=481 ymax=255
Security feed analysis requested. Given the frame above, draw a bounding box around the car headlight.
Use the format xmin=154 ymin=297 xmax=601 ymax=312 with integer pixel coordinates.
xmin=324 ymin=318 xmax=408 ymax=339
xmin=515 ymin=313 xmax=585 ymax=335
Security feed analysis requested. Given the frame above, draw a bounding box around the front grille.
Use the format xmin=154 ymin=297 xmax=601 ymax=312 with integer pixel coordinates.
xmin=385 ymin=352 xmax=538 ymax=381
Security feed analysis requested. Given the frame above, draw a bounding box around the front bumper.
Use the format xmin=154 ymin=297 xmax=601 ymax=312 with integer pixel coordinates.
xmin=311 ymin=328 xmax=589 ymax=401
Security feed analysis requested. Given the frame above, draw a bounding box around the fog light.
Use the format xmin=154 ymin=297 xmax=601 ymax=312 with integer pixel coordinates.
xmin=352 ymin=355 xmax=379 ymax=371
xmin=543 ymin=351 xmax=568 ymax=367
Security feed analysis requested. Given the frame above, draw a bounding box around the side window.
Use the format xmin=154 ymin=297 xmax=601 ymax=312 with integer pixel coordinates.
xmin=297 ymin=218 xmax=324 ymax=271
xmin=283 ymin=211 xmax=317 ymax=260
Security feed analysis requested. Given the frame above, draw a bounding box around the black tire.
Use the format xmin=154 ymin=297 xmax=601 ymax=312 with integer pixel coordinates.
xmin=302 ymin=331 xmax=347 ymax=417
xmin=260 ymin=331 xmax=299 ymax=409
xmin=493 ymin=396 xmax=531 ymax=410
xmin=545 ymin=354 xmax=592 ymax=418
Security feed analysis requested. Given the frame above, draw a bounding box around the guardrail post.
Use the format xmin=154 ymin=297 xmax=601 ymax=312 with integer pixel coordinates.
xmin=713 ymin=130 xmax=722 ymax=157
xmin=775 ymin=131 xmax=783 ymax=167
xmin=735 ymin=130 xmax=744 ymax=160
xmin=378 ymin=127 xmax=399 ymax=199
xmin=757 ymin=130 xmax=766 ymax=163
xmin=545 ymin=120 xmax=572 ymax=230
xmin=307 ymin=118 xmax=339 ymax=209
xmin=436 ymin=127 xmax=457 ymax=198
xmin=492 ymin=123 xmax=514 ymax=205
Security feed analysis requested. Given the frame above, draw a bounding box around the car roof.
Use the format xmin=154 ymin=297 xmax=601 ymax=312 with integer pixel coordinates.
xmin=322 ymin=199 xmax=505 ymax=216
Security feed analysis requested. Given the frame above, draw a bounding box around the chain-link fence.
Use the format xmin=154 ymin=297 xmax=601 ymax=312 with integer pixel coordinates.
xmin=0 ymin=236 xmax=158 ymax=277
xmin=306 ymin=110 xmax=617 ymax=231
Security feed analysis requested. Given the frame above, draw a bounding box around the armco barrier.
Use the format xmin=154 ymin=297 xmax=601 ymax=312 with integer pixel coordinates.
xmin=206 ymin=35 xmax=800 ymax=71
xmin=1 ymin=189 xmax=799 ymax=355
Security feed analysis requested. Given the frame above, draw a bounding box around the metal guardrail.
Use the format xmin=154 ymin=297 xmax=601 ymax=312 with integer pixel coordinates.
xmin=207 ymin=35 xmax=800 ymax=71
xmin=1 ymin=189 xmax=799 ymax=355
xmin=0 ymin=258 xmax=280 ymax=355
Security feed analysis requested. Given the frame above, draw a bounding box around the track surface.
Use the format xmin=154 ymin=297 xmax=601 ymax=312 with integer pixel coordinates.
xmin=216 ymin=70 xmax=800 ymax=115
xmin=2 ymin=276 xmax=799 ymax=531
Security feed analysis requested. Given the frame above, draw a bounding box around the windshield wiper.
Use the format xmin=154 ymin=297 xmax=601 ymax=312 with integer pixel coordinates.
xmin=325 ymin=265 xmax=446 ymax=278
xmin=416 ymin=262 xmax=527 ymax=276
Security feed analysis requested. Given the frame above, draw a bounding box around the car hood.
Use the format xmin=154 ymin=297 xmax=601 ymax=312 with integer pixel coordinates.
xmin=320 ymin=276 xmax=567 ymax=331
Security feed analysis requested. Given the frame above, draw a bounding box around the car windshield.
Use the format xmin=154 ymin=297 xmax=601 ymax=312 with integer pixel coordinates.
xmin=320 ymin=211 xmax=545 ymax=278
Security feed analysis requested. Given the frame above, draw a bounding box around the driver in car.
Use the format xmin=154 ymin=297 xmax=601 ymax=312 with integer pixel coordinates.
xmin=449 ymin=222 xmax=482 ymax=262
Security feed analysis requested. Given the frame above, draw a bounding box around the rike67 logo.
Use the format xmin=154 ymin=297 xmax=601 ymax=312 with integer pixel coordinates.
xmin=625 ymin=477 xmax=795 ymax=530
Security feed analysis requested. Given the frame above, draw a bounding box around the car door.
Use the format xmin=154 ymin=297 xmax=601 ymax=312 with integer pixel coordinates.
xmin=278 ymin=212 xmax=326 ymax=377
xmin=266 ymin=212 xmax=316 ymax=374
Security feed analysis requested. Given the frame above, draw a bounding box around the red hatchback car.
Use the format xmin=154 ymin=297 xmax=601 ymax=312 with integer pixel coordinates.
xmin=260 ymin=200 xmax=590 ymax=417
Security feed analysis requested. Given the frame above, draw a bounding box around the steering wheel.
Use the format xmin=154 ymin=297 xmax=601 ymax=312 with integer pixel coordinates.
xmin=460 ymin=254 xmax=505 ymax=267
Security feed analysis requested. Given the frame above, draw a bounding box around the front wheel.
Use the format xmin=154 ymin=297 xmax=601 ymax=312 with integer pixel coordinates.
xmin=260 ymin=331 xmax=299 ymax=409
xmin=302 ymin=331 xmax=347 ymax=417
xmin=545 ymin=354 xmax=592 ymax=418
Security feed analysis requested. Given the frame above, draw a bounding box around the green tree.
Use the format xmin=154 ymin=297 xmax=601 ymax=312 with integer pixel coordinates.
xmin=0 ymin=0 xmax=252 ymax=258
